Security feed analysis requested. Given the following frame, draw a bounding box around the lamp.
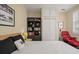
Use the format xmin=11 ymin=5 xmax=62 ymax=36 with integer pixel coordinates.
xmin=22 ymin=32 xmax=28 ymax=40
xmin=58 ymin=21 xmax=64 ymax=32
xmin=58 ymin=21 xmax=64 ymax=40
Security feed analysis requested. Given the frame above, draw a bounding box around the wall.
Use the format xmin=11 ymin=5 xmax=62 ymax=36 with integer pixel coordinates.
xmin=66 ymin=5 xmax=79 ymax=40
xmin=27 ymin=10 xmax=41 ymax=17
xmin=0 ymin=4 xmax=27 ymax=35
xmin=57 ymin=12 xmax=67 ymax=31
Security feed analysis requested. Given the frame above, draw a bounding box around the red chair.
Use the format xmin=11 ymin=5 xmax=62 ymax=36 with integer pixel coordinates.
xmin=61 ymin=31 xmax=79 ymax=47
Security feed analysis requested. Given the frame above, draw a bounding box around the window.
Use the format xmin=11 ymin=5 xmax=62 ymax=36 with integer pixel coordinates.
xmin=73 ymin=10 xmax=79 ymax=34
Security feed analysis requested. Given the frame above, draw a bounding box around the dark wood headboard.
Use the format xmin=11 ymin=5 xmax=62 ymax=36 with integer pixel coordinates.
xmin=0 ymin=33 xmax=21 ymax=41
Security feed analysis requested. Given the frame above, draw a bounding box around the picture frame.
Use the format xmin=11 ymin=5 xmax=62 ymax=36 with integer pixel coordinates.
xmin=0 ymin=4 xmax=15 ymax=27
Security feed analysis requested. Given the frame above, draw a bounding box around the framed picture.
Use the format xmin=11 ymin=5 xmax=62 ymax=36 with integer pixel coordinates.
xmin=0 ymin=4 xmax=15 ymax=27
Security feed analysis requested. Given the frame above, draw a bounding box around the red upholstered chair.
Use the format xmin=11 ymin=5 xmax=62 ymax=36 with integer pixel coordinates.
xmin=61 ymin=31 xmax=79 ymax=47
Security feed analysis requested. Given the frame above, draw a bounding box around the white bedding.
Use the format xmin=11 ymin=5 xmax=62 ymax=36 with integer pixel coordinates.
xmin=12 ymin=41 xmax=79 ymax=54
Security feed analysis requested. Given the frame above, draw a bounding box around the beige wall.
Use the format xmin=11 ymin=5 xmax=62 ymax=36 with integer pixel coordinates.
xmin=0 ymin=4 xmax=27 ymax=35
xmin=66 ymin=5 xmax=79 ymax=34
xmin=57 ymin=12 xmax=67 ymax=31
xmin=27 ymin=10 xmax=41 ymax=17
xmin=66 ymin=5 xmax=79 ymax=40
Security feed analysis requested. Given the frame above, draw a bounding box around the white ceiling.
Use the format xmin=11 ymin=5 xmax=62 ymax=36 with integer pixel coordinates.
xmin=25 ymin=4 xmax=77 ymax=12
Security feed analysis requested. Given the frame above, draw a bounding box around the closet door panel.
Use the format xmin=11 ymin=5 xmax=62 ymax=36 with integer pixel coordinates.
xmin=49 ymin=18 xmax=56 ymax=41
xmin=42 ymin=18 xmax=50 ymax=41
xmin=42 ymin=18 xmax=58 ymax=41
xmin=49 ymin=8 xmax=57 ymax=17
xmin=41 ymin=8 xmax=50 ymax=17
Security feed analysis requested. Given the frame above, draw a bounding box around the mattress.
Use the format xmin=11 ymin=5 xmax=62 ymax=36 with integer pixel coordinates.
xmin=12 ymin=41 xmax=79 ymax=54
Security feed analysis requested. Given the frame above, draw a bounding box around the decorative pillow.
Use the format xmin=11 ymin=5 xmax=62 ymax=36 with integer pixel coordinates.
xmin=14 ymin=39 xmax=25 ymax=50
xmin=11 ymin=35 xmax=25 ymax=43
xmin=0 ymin=37 xmax=17 ymax=54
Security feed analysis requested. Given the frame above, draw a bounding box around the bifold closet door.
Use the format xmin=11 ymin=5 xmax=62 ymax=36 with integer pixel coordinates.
xmin=42 ymin=18 xmax=58 ymax=41
xmin=49 ymin=18 xmax=56 ymax=41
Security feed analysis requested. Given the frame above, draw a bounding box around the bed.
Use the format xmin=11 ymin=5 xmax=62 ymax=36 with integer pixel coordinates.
xmin=1 ymin=34 xmax=79 ymax=54
xmin=12 ymin=41 xmax=79 ymax=54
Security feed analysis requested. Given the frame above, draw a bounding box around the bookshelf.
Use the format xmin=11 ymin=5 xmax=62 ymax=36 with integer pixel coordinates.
xmin=27 ymin=17 xmax=42 ymax=41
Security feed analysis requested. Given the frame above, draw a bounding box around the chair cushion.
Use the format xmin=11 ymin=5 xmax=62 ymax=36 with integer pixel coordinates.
xmin=61 ymin=31 xmax=70 ymax=36
xmin=61 ymin=31 xmax=79 ymax=47
xmin=68 ymin=40 xmax=79 ymax=47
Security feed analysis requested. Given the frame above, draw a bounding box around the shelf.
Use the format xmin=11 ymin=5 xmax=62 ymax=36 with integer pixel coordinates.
xmin=27 ymin=17 xmax=42 ymax=41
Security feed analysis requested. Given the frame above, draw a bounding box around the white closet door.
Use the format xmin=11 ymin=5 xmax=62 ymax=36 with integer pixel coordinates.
xmin=49 ymin=18 xmax=56 ymax=41
xmin=42 ymin=18 xmax=58 ymax=41
xmin=42 ymin=18 xmax=49 ymax=41
xmin=49 ymin=8 xmax=57 ymax=17
xmin=41 ymin=8 xmax=56 ymax=17
xmin=41 ymin=8 xmax=50 ymax=17
xmin=55 ymin=19 xmax=59 ymax=40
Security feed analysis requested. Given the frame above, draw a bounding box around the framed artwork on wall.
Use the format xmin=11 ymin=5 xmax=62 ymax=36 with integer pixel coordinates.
xmin=0 ymin=4 xmax=15 ymax=27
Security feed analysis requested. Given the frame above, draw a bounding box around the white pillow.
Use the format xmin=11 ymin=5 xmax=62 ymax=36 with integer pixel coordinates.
xmin=14 ymin=39 xmax=25 ymax=50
